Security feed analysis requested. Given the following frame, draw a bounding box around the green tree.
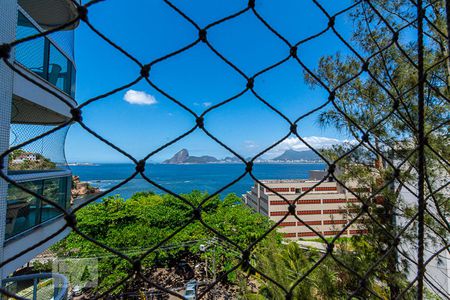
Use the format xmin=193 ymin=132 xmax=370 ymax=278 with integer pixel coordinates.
xmin=53 ymin=191 xmax=278 ymax=295
xmin=305 ymin=0 xmax=449 ymax=298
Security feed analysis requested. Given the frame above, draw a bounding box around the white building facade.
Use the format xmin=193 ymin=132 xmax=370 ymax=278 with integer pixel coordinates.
xmin=0 ymin=0 xmax=79 ymax=297
xmin=243 ymin=170 xmax=366 ymax=239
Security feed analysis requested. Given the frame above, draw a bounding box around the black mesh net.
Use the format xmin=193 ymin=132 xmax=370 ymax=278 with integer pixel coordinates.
xmin=0 ymin=0 xmax=449 ymax=299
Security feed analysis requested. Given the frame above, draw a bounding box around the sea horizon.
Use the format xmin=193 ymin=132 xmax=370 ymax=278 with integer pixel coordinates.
xmin=70 ymin=162 xmax=326 ymax=199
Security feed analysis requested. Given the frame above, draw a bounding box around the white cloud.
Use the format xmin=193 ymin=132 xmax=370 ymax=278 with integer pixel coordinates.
xmin=203 ymin=102 xmax=212 ymax=107
xmin=265 ymin=136 xmax=352 ymax=158
xmin=244 ymin=140 xmax=258 ymax=149
xmin=123 ymin=89 xmax=157 ymax=105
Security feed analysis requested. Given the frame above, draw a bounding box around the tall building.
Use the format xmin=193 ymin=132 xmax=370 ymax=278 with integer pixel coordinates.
xmin=0 ymin=0 xmax=79 ymax=297
xmin=243 ymin=170 xmax=366 ymax=239
xmin=397 ymin=173 xmax=450 ymax=297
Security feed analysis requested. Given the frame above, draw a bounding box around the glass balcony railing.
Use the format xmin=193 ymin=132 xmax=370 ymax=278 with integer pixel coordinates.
xmin=2 ymin=273 xmax=68 ymax=300
xmin=6 ymin=176 xmax=71 ymax=240
xmin=15 ymin=12 xmax=76 ymax=98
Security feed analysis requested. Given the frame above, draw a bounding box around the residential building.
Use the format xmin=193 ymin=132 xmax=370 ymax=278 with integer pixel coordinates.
xmin=243 ymin=169 xmax=366 ymax=239
xmin=397 ymin=173 xmax=450 ymax=297
xmin=0 ymin=0 xmax=79 ymax=298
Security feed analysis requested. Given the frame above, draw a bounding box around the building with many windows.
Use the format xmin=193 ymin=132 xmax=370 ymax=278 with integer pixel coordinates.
xmin=0 ymin=0 xmax=79 ymax=298
xmin=243 ymin=170 xmax=366 ymax=239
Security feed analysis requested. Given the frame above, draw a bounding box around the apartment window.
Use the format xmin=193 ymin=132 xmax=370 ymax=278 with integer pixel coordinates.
xmin=323 ymin=209 xmax=347 ymax=214
xmin=270 ymin=211 xmax=287 ymax=216
xmin=279 ymin=222 xmax=296 ymax=227
xmin=322 ymin=199 xmax=346 ymax=204
xmin=301 ymin=187 xmax=312 ymax=191
xmin=16 ymin=13 xmax=46 ymax=78
xmin=350 ymin=229 xmax=368 ymax=235
xmin=324 ymin=230 xmax=346 ymax=236
xmin=323 ymin=220 xmax=347 ymax=225
xmin=297 ymin=210 xmax=321 ymax=215
xmin=297 ymin=221 xmax=322 ymax=226
xmin=282 ymin=233 xmax=296 ymax=238
xmin=298 ymin=232 xmax=317 ymax=237
xmin=15 ymin=12 xmax=76 ymax=97
xmin=41 ymin=177 xmax=70 ymax=222
xmin=5 ymin=176 xmax=71 ymax=240
xmin=266 ymin=187 xmax=290 ymax=193
xmin=315 ymin=186 xmax=337 ymax=191
xmin=298 ymin=199 xmax=321 ymax=204
xmin=270 ymin=200 xmax=288 ymax=205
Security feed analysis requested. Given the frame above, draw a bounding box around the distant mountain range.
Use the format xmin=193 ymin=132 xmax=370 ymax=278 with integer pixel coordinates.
xmin=162 ymin=149 xmax=322 ymax=164
xmin=272 ymin=149 xmax=321 ymax=162
xmin=162 ymin=149 xmax=219 ymax=164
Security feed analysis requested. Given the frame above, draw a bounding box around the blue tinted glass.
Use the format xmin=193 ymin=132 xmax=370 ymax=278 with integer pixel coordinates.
xmin=15 ymin=12 xmax=46 ymax=80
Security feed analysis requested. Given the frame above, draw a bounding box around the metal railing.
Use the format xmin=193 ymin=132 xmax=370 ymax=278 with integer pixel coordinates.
xmin=2 ymin=273 xmax=68 ymax=300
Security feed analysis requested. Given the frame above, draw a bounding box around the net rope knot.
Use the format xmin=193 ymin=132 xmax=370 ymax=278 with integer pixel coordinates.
xmin=135 ymin=160 xmax=146 ymax=173
xmin=362 ymin=203 xmax=369 ymax=213
xmin=246 ymin=161 xmax=253 ymax=172
xmin=290 ymin=124 xmax=298 ymax=134
xmin=328 ymin=164 xmax=336 ymax=174
xmin=64 ymin=214 xmax=77 ymax=228
xmin=328 ymin=16 xmax=335 ymax=27
xmin=288 ymin=204 xmax=296 ymax=215
xmin=140 ymin=64 xmax=151 ymax=78
xmin=132 ymin=259 xmax=141 ymax=272
xmin=0 ymin=44 xmax=11 ymax=60
xmin=199 ymin=29 xmax=207 ymax=42
xmin=290 ymin=46 xmax=298 ymax=58
xmin=393 ymin=31 xmax=399 ymax=42
xmin=327 ymin=243 xmax=334 ymax=253
xmin=196 ymin=116 xmax=204 ymax=128
xmin=392 ymin=99 xmax=400 ymax=110
xmin=328 ymin=91 xmax=336 ymax=101
xmin=193 ymin=208 xmax=202 ymax=220
xmin=77 ymin=5 xmax=88 ymax=22
xmin=361 ymin=61 xmax=369 ymax=72
xmin=361 ymin=133 xmax=369 ymax=143
xmin=247 ymin=78 xmax=254 ymax=89
xmin=70 ymin=108 xmax=82 ymax=122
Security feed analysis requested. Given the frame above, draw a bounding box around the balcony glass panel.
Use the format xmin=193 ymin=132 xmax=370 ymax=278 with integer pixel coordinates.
xmin=5 ymin=176 xmax=71 ymax=240
xmin=41 ymin=177 xmax=70 ymax=222
xmin=15 ymin=12 xmax=76 ymax=98
xmin=6 ymin=181 xmax=41 ymax=239
xmin=16 ymin=12 xmax=46 ymax=79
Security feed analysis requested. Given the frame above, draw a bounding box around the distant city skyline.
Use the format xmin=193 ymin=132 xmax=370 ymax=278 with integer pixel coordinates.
xmin=65 ymin=0 xmax=355 ymax=163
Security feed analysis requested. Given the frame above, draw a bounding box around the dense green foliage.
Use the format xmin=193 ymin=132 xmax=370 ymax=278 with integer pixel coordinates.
xmin=54 ymin=191 xmax=279 ymax=294
xmin=53 ymin=191 xmax=426 ymax=298
xmin=303 ymin=0 xmax=449 ymax=298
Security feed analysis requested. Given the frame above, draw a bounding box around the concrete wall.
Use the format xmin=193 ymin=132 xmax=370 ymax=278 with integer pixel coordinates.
xmin=0 ymin=0 xmax=18 ymax=280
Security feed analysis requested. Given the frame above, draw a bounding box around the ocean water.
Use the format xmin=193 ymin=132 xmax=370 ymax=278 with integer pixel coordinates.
xmin=70 ymin=163 xmax=326 ymax=199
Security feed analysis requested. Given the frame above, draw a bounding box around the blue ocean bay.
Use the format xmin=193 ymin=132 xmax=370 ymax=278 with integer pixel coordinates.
xmin=70 ymin=163 xmax=326 ymax=199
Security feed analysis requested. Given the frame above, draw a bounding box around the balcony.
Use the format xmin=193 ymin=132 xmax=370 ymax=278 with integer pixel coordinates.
xmin=15 ymin=11 xmax=76 ymax=98
xmin=5 ymin=175 xmax=71 ymax=240
xmin=18 ymin=0 xmax=80 ymax=31
xmin=13 ymin=10 xmax=76 ymax=123
xmin=2 ymin=273 xmax=68 ymax=300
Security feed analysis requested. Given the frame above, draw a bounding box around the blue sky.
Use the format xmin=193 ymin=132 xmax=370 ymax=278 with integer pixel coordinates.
xmin=65 ymin=0 xmax=357 ymax=163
